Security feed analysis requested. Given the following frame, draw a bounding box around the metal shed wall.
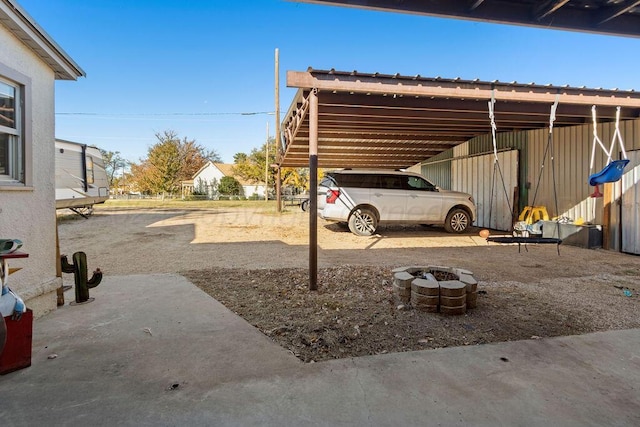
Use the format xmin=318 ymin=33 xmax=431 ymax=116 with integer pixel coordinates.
xmin=420 ymin=150 xmax=452 ymax=190
xmin=621 ymin=150 xmax=640 ymax=254
xmin=452 ymin=150 xmax=518 ymax=231
xmin=466 ymin=131 xmax=529 ymax=212
xmin=607 ymin=119 xmax=640 ymax=250
xmin=422 ymin=131 xmax=529 ymax=207
xmin=418 ymin=118 xmax=640 ymax=249
xmin=526 ymin=118 xmax=640 ymax=250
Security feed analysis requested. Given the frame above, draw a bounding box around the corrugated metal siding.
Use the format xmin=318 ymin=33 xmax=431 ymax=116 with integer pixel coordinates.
xmin=420 ymin=150 xmax=453 ymax=189
xmin=468 ymin=131 xmax=529 ymax=211
xmin=453 ymin=141 xmax=469 ymax=158
xmin=416 ymin=117 xmax=640 ymax=248
xmin=421 ymin=160 xmax=451 ymax=190
xmin=524 ymin=119 xmax=640 ymax=223
xmin=453 ymin=150 xmax=518 ymax=230
xmin=621 ymin=150 xmax=640 ymax=254
xmin=527 ymin=125 xmax=596 ymax=223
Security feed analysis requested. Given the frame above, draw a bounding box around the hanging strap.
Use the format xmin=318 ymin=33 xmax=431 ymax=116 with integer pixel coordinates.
xmin=590 ymin=105 xmax=609 ymax=171
xmin=531 ymin=96 xmax=559 ymax=212
xmin=487 ymin=90 xmax=514 ymax=227
xmin=590 ymin=105 xmax=628 ymax=172
xmin=488 ymin=93 xmax=498 ymax=162
xmin=549 ymin=96 xmax=558 ymax=133
xmin=612 ymin=106 xmax=628 ymax=160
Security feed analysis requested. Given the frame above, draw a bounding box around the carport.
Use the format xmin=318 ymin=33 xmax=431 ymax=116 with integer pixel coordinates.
xmin=280 ymin=0 xmax=640 ymax=290
xmin=278 ymin=69 xmax=640 ymax=289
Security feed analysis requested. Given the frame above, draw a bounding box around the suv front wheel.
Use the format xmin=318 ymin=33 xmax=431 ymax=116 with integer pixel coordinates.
xmin=348 ymin=208 xmax=378 ymax=236
xmin=444 ymin=208 xmax=470 ymax=233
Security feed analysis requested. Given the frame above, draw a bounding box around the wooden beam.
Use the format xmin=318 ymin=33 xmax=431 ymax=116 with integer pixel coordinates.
xmin=286 ymin=140 xmax=454 ymax=150
xmin=317 ymin=104 xmax=589 ymax=124
xmin=597 ymin=0 xmax=640 ymax=25
xmin=288 ymin=71 xmax=640 ymax=108
xmin=603 ymin=182 xmax=612 ymax=250
xmin=294 ymin=131 xmax=469 ymax=142
xmin=469 ymin=0 xmax=485 ymax=11
xmin=534 ymin=0 xmax=570 ymax=21
xmin=318 ymin=95 xmax=640 ymax=120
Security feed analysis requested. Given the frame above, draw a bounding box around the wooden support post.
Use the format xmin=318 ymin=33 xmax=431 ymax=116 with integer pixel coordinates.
xmin=309 ymin=89 xmax=318 ymax=291
xmin=603 ymin=182 xmax=612 ymax=250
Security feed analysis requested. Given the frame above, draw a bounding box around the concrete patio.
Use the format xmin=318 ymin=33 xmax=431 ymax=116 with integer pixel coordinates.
xmin=0 ymin=273 xmax=638 ymax=426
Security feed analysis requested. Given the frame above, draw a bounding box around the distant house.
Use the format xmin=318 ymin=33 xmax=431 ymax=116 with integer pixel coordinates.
xmin=181 ymin=162 xmax=267 ymax=199
xmin=0 ymin=0 xmax=85 ymax=317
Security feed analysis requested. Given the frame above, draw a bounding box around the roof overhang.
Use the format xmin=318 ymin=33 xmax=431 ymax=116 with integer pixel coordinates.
xmin=0 ymin=0 xmax=85 ymax=80
xmin=294 ymin=0 xmax=640 ymax=39
xmin=280 ymin=69 xmax=640 ymax=169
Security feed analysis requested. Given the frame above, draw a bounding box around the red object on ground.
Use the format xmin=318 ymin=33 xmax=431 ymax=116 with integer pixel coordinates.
xmin=0 ymin=309 xmax=33 ymax=375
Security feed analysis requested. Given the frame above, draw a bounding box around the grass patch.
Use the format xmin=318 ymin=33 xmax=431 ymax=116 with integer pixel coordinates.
xmin=101 ymin=199 xmax=280 ymax=211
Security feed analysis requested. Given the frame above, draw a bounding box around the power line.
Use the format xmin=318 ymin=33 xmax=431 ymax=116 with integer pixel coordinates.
xmin=55 ymin=111 xmax=275 ymax=116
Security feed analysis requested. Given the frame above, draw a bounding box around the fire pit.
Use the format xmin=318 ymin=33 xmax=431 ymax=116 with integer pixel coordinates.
xmin=392 ymin=266 xmax=478 ymax=315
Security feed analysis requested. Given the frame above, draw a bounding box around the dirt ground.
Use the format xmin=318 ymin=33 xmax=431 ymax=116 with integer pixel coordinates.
xmin=58 ymin=204 xmax=640 ymax=363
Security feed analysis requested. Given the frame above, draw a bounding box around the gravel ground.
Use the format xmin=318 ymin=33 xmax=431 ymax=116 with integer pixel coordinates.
xmin=184 ymin=266 xmax=639 ymax=363
xmin=59 ymin=204 xmax=640 ymax=363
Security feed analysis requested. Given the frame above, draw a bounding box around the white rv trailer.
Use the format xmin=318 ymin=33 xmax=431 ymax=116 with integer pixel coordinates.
xmin=55 ymin=139 xmax=109 ymax=216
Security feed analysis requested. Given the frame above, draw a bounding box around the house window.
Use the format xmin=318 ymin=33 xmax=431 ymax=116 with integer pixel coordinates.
xmin=0 ymin=77 xmax=23 ymax=183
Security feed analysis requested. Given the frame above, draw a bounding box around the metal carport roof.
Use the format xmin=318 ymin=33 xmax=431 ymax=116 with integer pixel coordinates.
xmin=280 ymin=68 xmax=640 ymax=169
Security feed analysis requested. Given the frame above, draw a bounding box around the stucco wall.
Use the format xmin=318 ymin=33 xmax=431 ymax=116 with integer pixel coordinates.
xmin=0 ymin=24 xmax=61 ymax=317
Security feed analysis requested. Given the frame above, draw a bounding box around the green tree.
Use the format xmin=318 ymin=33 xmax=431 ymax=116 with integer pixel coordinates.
xmin=218 ymin=176 xmax=242 ymax=195
xmin=282 ymin=168 xmax=308 ymax=191
xmin=130 ymin=130 xmax=220 ymax=194
xmin=234 ymin=138 xmax=316 ymax=195
xmin=99 ymin=149 xmax=127 ymax=189
xmin=233 ymin=152 xmax=248 ymax=163
xmin=233 ymin=137 xmax=276 ymax=186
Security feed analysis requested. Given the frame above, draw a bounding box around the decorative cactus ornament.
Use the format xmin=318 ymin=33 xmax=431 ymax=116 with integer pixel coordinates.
xmin=60 ymin=252 xmax=102 ymax=304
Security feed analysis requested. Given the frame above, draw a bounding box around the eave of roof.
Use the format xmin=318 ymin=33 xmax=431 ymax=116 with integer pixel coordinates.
xmin=0 ymin=0 xmax=85 ymax=80
xmin=295 ymin=0 xmax=640 ymax=39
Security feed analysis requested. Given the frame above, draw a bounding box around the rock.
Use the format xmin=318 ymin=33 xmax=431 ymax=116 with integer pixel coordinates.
xmin=439 ymin=280 xmax=466 ymax=297
xmin=440 ymin=294 xmax=466 ymax=308
xmin=411 ymin=278 xmax=440 ymax=296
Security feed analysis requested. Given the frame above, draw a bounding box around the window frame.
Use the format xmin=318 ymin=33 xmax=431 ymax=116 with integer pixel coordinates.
xmin=406 ymin=175 xmax=438 ymax=192
xmin=0 ymin=64 xmax=31 ymax=188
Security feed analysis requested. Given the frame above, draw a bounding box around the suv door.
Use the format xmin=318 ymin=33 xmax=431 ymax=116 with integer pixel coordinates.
xmin=403 ymin=175 xmax=444 ymax=222
xmin=372 ymin=174 xmax=407 ymax=221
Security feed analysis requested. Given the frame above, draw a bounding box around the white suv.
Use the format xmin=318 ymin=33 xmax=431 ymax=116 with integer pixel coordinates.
xmin=318 ymin=169 xmax=476 ymax=236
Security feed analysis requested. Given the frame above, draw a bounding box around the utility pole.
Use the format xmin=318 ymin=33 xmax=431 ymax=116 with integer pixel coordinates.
xmin=265 ymin=122 xmax=269 ymax=201
xmin=275 ymin=48 xmax=282 ymax=212
xmin=121 ymin=162 xmax=126 ymax=196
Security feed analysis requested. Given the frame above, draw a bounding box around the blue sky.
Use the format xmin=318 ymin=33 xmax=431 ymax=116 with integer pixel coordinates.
xmin=17 ymin=0 xmax=640 ymax=164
